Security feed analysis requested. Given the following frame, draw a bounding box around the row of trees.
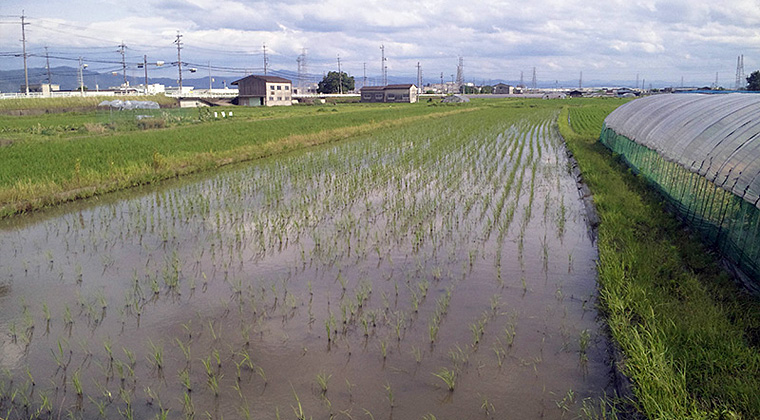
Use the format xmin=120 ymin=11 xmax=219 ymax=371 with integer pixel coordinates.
xmin=747 ymin=71 xmax=760 ymax=91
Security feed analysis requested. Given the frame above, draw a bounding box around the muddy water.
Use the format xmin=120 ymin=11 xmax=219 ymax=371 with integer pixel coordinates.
xmin=0 ymin=108 xmax=610 ymax=419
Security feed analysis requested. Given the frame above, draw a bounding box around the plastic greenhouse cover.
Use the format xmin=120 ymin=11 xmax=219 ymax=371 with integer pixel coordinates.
xmin=98 ymin=100 xmax=160 ymax=110
xmin=604 ymin=93 xmax=760 ymax=208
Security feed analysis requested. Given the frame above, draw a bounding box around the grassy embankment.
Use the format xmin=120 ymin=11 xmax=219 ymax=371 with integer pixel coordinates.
xmin=0 ymin=101 xmax=475 ymax=217
xmin=0 ymin=94 xmax=177 ymax=114
xmin=560 ymin=101 xmax=760 ymax=419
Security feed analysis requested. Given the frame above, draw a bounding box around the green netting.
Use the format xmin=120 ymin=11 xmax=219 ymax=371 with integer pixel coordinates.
xmin=600 ymin=125 xmax=760 ymax=284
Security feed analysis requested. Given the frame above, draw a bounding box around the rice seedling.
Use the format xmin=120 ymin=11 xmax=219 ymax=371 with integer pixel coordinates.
xmin=316 ymin=371 xmax=331 ymax=395
xmin=579 ymin=329 xmax=591 ymax=364
xmin=291 ymin=386 xmax=308 ymax=420
xmin=480 ymin=394 xmax=495 ymax=417
xmin=384 ymin=382 xmax=394 ymax=408
xmin=147 ymin=339 xmax=163 ymax=371
xmin=432 ymin=368 xmax=456 ymax=392
xmin=72 ymin=369 xmax=83 ymax=396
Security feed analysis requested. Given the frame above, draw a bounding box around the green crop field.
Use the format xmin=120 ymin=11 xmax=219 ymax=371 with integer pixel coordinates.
xmin=0 ymin=101 xmax=476 ymax=217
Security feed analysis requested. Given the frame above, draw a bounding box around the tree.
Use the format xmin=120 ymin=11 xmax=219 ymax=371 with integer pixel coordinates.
xmin=317 ymin=71 xmax=355 ymax=94
xmin=747 ymin=70 xmax=760 ymax=91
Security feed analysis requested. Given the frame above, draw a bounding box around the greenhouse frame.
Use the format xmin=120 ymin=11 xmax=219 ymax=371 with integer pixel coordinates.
xmin=600 ymin=93 xmax=760 ymax=286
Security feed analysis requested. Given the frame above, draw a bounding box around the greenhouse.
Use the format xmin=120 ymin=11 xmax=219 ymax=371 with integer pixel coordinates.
xmin=600 ymin=93 xmax=760 ymax=287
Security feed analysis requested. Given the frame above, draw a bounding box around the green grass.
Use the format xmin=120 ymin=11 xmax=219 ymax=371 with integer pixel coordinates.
xmin=0 ymin=102 xmax=476 ymax=217
xmin=561 ymin=101 xmax=760 ymax=419
xmin=0 ymin=95 xmax=176 ymax=112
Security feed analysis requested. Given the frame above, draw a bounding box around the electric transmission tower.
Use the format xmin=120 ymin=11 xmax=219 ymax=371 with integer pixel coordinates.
xmin=263 ymin=43 xmax=269 ymax=75
xmin=455 ymin=57 xmax=464 ymax=92
xmin=531 ymin=67 xmax=537 ymax=91
xmin=296 ymin=48 xmax=307 ymax=94
xmin=380 ymin=45 xmax=388 ymax=85
xmin=735 ymin=54 xmax=745 ymax=90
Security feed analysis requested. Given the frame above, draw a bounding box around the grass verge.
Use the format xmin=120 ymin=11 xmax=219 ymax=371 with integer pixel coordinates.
xmin=560 ymin=104 xmax=760 ymax=419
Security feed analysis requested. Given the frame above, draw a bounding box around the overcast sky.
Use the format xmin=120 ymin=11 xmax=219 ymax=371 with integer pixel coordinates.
xmin=2 ymin=0 xmax=759 ymax=87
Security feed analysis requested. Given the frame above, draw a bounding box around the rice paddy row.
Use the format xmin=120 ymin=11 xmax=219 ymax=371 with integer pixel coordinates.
xmin=0 ymin=101 xmax=607 ymax=419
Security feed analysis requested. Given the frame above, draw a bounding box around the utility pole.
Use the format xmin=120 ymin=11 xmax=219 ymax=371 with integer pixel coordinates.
xmin=263 ymin=43 xmax=268 ymax=75
xmin=455 ymin=57 xmax=464 ymax=92
xmin=337 ymin=55 xmax=342 ymax=94
xmin=175 ymin=32 xmax=183 ymax=93
xmin=208 ymin=61 xmax=212 ymax=90
xmin=144 ymin=55 xmax=149 ymax=94
xmin=20 ymin=11 xmax=29 ymax=95
xmin=440 ymin=72 xmax=444 ymax=93
xmin=519 ymin=71 xmax=524 ymax=88
xmin=416 ymin=62 xmax=422 ymax=90
xmin=363 ymin=62 xmax=367 ymax=88
xmin=714 ymin=72 xmax=719 ymax=89
xmin=380 ymin=45 xmax=387 ymax=85
xmin=45 ymin=46 xmax=52 ymax=85
xmin=118 ymin=42 xmax=127 ymax=92
xmin=579 ymin=71 xmax=582 ymax=89
xmin=635 ymin=73 xmax=639 ymax=89
xmin=78 ymin=56 xmax=85 ymax=95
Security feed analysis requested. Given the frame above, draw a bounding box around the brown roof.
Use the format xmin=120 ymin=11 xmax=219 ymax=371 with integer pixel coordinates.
xmin=231 ymin=75 xmax=292 ymax=85
xmin=360 ymin=86 xmax=386 ymax=91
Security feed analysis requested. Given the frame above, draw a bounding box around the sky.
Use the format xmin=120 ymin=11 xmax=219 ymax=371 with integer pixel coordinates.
xmin=1 ymin=0 xmax=759 ymax=88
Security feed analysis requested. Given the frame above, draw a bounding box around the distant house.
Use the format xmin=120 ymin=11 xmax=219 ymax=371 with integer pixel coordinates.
xmin=360 ymin=84 xmax=419 ymax=103
xmin=568 ymin=90 xmax=584 ymax=98
xmin=542 ymin=92 xmax=567 ymax=100
xmin=492 ymin=83 xmax=513 ymax=94
xmin=231 ymin=75 xmax=292 ymax=106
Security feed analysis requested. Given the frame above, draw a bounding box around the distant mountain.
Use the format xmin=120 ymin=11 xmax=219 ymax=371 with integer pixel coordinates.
xmin=0 ymin=66 xmax=240 ymax=93
xmin=0 ymin=66 xmax=710 ymax=93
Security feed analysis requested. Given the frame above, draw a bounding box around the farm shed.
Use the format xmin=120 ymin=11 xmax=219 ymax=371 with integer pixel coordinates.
xmin=492 ymin=83 xmax=514 ymax=94
xmin=601 ymin=93 xmax=760 ymax=285
xmin=360 ymin=84 xmax=418 ymax=103
xmin=231 ymin=75 xmax=292 ymax=107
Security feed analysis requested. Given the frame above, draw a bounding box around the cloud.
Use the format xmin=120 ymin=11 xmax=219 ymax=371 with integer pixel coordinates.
xmin=2 ymin=0 xmax=758 ymax=85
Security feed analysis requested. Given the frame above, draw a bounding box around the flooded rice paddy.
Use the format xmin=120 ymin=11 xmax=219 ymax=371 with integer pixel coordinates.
xmin=0 ymin=107 xmax=611 ymax=419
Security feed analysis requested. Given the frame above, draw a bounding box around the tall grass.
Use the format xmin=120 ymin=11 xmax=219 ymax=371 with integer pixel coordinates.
xmin=0 ymin=95 xmax=176 ymax=112
xmin=560 ymin=103 xmax=760 ymax=419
